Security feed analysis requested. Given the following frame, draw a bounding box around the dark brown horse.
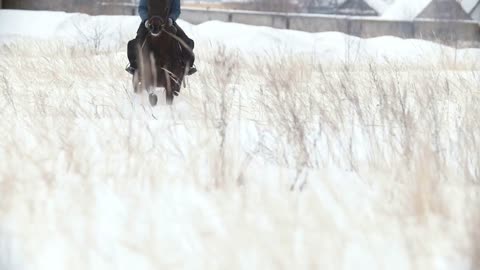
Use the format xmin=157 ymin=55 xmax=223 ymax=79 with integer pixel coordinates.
xmin=133 ymin=0 xmax=188 ymax=105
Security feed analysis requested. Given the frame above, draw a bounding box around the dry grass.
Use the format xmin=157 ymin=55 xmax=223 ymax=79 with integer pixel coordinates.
xmin=0 ymin=37 xmax=479 ymax=269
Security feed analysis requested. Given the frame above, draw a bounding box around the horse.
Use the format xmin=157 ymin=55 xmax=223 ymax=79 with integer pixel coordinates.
xmin=132 ymin=0 xmax=188 ymax=105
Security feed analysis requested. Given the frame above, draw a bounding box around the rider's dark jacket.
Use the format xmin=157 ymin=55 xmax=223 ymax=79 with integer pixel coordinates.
xmin=138 ymin=0 xmax=181 ymax=22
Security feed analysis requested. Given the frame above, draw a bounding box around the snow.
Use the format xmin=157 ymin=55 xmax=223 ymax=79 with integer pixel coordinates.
xmin=364 ymin=0 xmax=390 ymax=14
xmin=381 ymin=0 xmax=480 ymax=20
xmin=381 ymin=0 xmax=431 ymax=20
xmin=0 ymin=9 xmax=479 ymax=270
xmin=459 ymin=0 xmax=480 ymax=13
xmin=0 ymin=10 xmax=76 ymax=38
xmin=0 ymin=10 xmax=139 ymax=47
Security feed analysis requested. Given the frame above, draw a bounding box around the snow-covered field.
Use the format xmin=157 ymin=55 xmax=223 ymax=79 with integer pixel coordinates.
xmin=1 ymin=9 xmax=480 ymax=270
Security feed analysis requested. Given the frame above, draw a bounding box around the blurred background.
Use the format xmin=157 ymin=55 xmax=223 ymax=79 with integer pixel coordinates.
xmin=1 ymin=0 xmax=479 ymax=19
xmin=1 ymin=0 xmax=479 ymax=46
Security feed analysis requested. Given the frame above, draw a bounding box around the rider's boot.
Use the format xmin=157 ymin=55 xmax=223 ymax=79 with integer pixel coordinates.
xmin=125 ymin=64 xmax=136 ymax=75
xmin=187 ymin=64 xmax=197 ymax=76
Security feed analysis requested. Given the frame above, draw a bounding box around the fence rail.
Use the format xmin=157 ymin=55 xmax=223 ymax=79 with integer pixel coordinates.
xmin=100 ymin=2 xmax=136 ymax=7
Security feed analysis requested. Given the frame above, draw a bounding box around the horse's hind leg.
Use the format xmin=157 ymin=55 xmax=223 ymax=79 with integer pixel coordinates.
xmin=148 ymin=92 xmax=158 ymax=106
xmin=173 ymin=78 xmax=182 ymax=96
xmin=164 ymin=68 xmax=174 ymax=105
xmin=147 ymin=74 xmax=158 ymax=106
xmin=132 ymin=71 xmax=142 ymax=94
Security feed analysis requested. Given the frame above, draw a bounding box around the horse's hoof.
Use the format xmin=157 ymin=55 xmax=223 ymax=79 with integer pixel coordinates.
xmin=149 ymin=93 xmax=158 ymax=106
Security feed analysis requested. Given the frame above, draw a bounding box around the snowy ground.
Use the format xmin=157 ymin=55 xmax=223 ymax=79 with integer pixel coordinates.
xmin=1 ymin=9 xmax=480 ymax=270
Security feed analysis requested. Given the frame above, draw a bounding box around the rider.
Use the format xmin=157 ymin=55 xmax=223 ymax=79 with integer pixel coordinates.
xmin=126 ymin=0 xmax=197 ymax=75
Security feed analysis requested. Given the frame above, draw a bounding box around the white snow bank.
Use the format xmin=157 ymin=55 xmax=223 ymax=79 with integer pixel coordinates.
xmin=191 ymin=20 xmax=480 ymax=62
xmin=0 ymin=10 xmax=139 ymax=48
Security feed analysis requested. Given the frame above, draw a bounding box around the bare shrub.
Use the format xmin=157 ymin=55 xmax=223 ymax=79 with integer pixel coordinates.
xmin=74 ymin=22 xmax=107 ymax=54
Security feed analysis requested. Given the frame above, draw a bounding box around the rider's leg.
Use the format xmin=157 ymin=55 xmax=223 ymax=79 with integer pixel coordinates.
xmin=127 ymin=39 xmax=137 ymax=68
xmin=173 ymin=22 xmax=196 ymax=75
xmin=126 ymin=21 xmax=149 ymax=74
xmin=136 ymin=20 xmax=149 ymax=44
xmin=174 ymin=23 xmax=194 ymax=50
